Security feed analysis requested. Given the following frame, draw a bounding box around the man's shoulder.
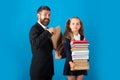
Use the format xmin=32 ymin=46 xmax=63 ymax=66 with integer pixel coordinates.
xmin=30 ymin=22 xmax=42 ymax=31
xmin=32 ymin=22 xmax=40 ymax=28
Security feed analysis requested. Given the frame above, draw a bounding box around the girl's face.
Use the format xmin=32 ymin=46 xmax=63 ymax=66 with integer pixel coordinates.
xmin=69 ymin=18 xmax=81 ymax=34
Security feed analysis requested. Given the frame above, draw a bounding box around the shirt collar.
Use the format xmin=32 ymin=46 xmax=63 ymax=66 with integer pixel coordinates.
xmin=74 ymin=33 xmax=81 ymax=40
xmin=37 ymin=21 xmax=47 ymax=30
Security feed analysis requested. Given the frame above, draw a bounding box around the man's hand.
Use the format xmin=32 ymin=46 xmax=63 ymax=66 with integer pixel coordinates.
xmin=47 ymin=27 xmax=56 ymax=35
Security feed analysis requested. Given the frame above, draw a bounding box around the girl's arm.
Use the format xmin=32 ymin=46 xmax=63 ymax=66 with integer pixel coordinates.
xmin=69 ymin=61 xmax=75 ymax=70
xmin=64 ymin=38 xmax=72 ymax=62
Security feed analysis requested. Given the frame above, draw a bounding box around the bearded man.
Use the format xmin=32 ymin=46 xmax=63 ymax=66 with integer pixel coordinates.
xmin=29 ymin=6 xmax=56 ymax=80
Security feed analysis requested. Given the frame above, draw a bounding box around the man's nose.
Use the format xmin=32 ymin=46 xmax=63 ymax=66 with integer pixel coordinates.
xmin=46 ymin=15 xmax=50 ymax=19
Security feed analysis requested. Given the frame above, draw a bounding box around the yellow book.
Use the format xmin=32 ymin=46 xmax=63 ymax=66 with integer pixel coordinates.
xmin=71 ymin=47 xmax=88 ymax=51
xmin=72 ymin=59 xmax=90 ymax=70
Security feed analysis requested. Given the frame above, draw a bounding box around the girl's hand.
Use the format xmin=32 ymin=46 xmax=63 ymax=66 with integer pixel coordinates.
xmin=69 ymin=61 xmax=75 ymax=71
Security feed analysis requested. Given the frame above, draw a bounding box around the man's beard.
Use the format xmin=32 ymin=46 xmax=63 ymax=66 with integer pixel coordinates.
xmin=40 ymin=18 xmax=50 ymax=26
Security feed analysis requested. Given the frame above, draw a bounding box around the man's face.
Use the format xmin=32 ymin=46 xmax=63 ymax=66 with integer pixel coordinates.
xmin=38 ymin=10 xmax=50 ymax=26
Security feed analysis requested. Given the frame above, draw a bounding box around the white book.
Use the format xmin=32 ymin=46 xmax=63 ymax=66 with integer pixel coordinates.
xmin=72 ymin=50 xmax=89 ymax=55
xmin=72 ymin=50 xmax=89 ymax=59
xmin=72 ymin=54 xmax=89 ymax=60
xmin=71 ymin=44 xmax=89 ymax=47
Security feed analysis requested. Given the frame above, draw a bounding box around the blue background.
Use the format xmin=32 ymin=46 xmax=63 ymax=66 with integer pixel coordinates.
xmin=0 ymin=0 xmax=120 ymax=80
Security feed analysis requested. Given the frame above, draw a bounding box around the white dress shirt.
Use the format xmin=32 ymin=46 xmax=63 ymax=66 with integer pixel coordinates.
xmin=37 ymin=21 xmax=47 ymax=30
xmin=37 ymin=21 xmax=53 ymax=34
xmin=74 ymin=33 xmax=81 ymax=40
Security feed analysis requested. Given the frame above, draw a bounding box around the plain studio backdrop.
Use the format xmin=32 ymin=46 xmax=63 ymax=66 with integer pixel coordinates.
xmin=0 ymin=0 xmax=120 ymax=80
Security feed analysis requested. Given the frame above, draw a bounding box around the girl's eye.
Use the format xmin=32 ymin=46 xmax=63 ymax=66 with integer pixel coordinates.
xmin=76 ymin=23 xmax=79 ymax=25
xmin=72 ymin=23 xmax=75 ymax=25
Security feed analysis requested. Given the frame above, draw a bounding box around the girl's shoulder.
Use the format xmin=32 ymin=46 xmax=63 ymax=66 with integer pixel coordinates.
xmin=80 ymin=34 xmax=84 ymax=40
xmin=65 ymin=36 xmax=71 ymax=40
xmin=63 ymin=37 xmax=71 ymax=43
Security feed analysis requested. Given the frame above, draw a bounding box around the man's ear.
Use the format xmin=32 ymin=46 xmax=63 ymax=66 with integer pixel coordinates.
xmin=37 ymin=13 xmax=39 ymax=17
xmin=37 ymin=12 xmax=41 ymax=17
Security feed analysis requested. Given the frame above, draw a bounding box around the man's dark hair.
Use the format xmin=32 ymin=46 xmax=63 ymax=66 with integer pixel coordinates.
xmin=37 ymin=6 xmax=51 ymax=13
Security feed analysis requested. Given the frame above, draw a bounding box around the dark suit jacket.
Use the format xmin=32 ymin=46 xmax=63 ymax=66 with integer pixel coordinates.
xmin=29 ymin=23 xmax=54 ymax=78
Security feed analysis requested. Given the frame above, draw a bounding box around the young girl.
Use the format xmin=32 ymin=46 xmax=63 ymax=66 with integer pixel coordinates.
xmin=63 ymin=17 xmax=87 ymax=80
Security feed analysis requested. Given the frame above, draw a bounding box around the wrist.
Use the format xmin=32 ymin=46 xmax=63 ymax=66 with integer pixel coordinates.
xmin=69 ymin=61 xmax=73 ymax=65
xmin=47 ymin=29 xmax=53 ymax=34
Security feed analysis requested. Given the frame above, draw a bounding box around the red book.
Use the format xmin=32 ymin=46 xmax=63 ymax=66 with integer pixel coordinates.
xmin=71 ymin=40 xmax=88 ymax=44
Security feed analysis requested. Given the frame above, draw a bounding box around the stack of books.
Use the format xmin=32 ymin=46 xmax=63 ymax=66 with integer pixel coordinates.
xmin=70 ymin=40 xmax=90 ymax=70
